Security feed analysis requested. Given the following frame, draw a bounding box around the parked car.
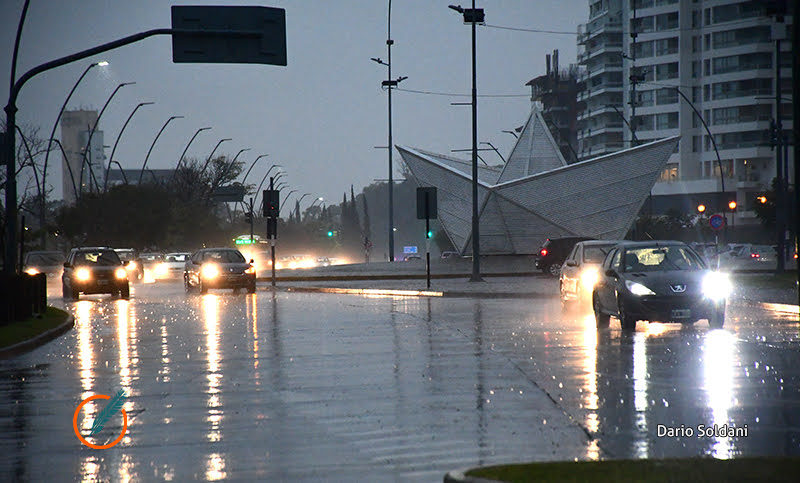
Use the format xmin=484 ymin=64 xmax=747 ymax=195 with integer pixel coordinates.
xmin=535 ymin=236 xmax=593 ymax=276
xmin=592 ymin=241 xmax=729 ymax=331
xmin=114 ymin=248 xmax=143 ymax=281
xmin=404 ymin=255 xmax=422 ymax=261
xmin=559 ymin=240 xmax=621 ymax=307
xmin=154 ymin=252 xmax=191 ymax=280
xmin=184 ymin=247 xmax=256 ymax=294
xmin=62 ymin=247 xmax=129 ymax=299
xmin=441 ymin=251 xmax=461 ymax=259
xmin=23 ymin=251 xmax=65 ymax=279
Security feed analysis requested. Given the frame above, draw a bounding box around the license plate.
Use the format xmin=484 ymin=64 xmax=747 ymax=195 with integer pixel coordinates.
xmin=97 ymin=280 xmax=109 ymax=285
xmin=671 ymin=309 xmax=691 ymax=319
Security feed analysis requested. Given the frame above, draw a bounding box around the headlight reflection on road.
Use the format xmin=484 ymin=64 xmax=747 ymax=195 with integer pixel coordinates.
xmin=703 ymin=330 xmax=736 ymax=458
xmin=202 ymin=295 xmax=223 ymax=443
xmin=581 ymin=314 xmax=600 ymax=461
xmin=633 ymin=333 xmax=649 ymax=459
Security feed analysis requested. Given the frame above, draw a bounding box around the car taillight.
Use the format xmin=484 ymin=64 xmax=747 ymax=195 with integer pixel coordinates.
xmin=540 ymin=249 xmax=548 ymax=257
xmin=750 ymin=253 xmax=759 ymax=258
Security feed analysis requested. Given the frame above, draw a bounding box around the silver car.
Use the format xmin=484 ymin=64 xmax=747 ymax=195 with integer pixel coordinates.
xmin=559 ymin=240 xmax=621 ymax=308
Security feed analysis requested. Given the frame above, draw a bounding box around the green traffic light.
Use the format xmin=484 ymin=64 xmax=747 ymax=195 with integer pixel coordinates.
xmin=327 ymin=230 xmax=334 ymax=237
xmin=427 ymin=231 xmax=433 ymax=238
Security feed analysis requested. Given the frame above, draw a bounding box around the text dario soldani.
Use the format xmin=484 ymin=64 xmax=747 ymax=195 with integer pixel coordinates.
xmin=657 ymin=423 xmax=748 ymax=438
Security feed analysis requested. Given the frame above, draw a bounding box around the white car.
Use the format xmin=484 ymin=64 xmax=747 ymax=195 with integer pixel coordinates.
xmin=718 ymin=244 xmax=776 ymax=270
xmin=559 ymin=240 xmax=621 ymax=308
xmin=154 ymin=252 xmax=191 ymax=280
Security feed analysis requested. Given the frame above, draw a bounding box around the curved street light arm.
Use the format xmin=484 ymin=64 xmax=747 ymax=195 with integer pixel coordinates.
xmin=280 ymin=189 xmax=298 ymax=214
xmin=14 ymin=125 xmax=41 ymax=199
xmin=605 ymin=103 xmax=637 ymax=142
xmin=49 ymin=139 xmax=79 ymax=200
xmin=199 ymin=138 xmax=231 ymax=177
xmin=212 ymin=148 xmax=250 ymax=191
xmin=170 ymin=126 xmax=211 ymax=185
xmin=109 ymin=160 xmax=128 ymax=185
xmin=139 ymin=115 xmax=183 ymax=184
xmin=241 ymin=154 xmax=268 ymax=186
xmin=105 ymin=101 xmax=153 ymax=192
xmin=254 ymin=165 xmax=284 ymax=199
xmin=80 ymin=81 xmax=134 ymax=194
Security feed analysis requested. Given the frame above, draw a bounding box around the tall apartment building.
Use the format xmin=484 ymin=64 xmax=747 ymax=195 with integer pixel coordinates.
xmin=61 ymin=110 xmax=106 ymax=204
xmin=577 ymin=0 xmax=794 ymax=226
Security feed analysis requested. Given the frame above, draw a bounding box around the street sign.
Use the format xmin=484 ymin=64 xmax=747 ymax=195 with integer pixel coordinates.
xmin=709 ymin=213 xmax=725 ymax=231
xmin=171 ymin=6 xmax=287 ymax=66
xmin=416 ymin=187 xmax=438 ymax=219
xmin=211 ymin=184 xmax=244 ymax=202
xmin=403 ymin=246 xmax=418 ymax=254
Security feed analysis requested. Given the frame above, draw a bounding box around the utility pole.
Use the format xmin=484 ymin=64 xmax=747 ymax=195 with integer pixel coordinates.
xmin=628 ymin=1 xmax=641 ymax=147
xmin=772 ymin=11 xmax=787 ymax=273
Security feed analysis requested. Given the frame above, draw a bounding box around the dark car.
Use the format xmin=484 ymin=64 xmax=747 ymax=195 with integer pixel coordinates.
xmin=592 ymin=241 xmax=729 ymax=331
xmin=62 ymin=247 xmax=130 ymax=299
xmin=535 ymin=236 xmax=593 ymax=276
xmin=559 ymin=240 xmax=621 ymax=307
xmin=23 ymin=251 xmax=65 ymax=279
xmin=184 ymin=248 xmax=256 ymax=294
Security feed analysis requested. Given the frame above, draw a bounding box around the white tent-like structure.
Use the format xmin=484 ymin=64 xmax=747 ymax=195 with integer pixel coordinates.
xmin=397 ymin=109 xmax=680 ymax=255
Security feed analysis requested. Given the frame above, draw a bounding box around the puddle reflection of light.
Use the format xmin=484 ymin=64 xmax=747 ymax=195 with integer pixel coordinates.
xmin=205 ymin=452 xmax=227 ymax=481
xmin=703 ymin=330 xmax=736 ymax=458
xmin=581 ymin=314 xmax=600 ymax=460
xmin=633 ymin=333 xmax=649 ymax=458
xmin=203 ymin=295 xmax=223 ymax=443
xmin=250 ymin=294 xmax=259 ymax=374
xmin=81 ymin=456 xmax=100 ymax=482
xmin=117 ymin=300 xmax=130 ymax=389
xmin=76 ymin=300 xmax=94 ymax=400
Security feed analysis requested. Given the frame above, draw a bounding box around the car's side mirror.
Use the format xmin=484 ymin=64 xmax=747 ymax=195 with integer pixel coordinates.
xmin=565 ymin=260 xmax=577 ymax=267
xmin=63 ymin=262 xmax=70 ymax=268
xmin=605 ymin=269 xmax=618 ymax=278
xmin=250 ymin=259 xmax=255 ymax=264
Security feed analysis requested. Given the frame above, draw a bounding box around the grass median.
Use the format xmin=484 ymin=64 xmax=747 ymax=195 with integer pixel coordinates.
xmin=0 ymin=307 xmax=71 ymax=350
xmin=466 ymin=457 xmax=800 ymax=482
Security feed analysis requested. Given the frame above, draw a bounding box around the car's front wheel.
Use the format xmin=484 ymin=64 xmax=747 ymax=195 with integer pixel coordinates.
xmin=120 ymin=284 xmax=130 ymax=299
xmin=62 ymin=283 xmax=70 ymax=299
xmin=618 ymin=302 xmax=636 ymax=331
xmin=199 ymin=279 xmax=208 ymax=295
xmin=594 ymin=296 xmax=610 ymax=329
xmin=247 ymin=280 xmax=256 ymax=294
xmin=547 ymin=263 xmax=561 ymax=277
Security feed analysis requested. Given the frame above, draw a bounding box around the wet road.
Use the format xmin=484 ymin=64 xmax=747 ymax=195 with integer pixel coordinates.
xmin=1 ymin=281 xmax=799 ymax=481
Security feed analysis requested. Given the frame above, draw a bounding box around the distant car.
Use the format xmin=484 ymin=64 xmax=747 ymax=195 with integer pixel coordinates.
xmin=535 ymin=236 xmax=593 ymax=276
xmin=316 ymin=257 xmax=331 ymax=267
xmin=404 ymin=255 xmax=422 ymax=261
xmin=154 ymin=252 xmax=190 ymax=280
xmin=441 ymin=251 xmax=461 ymax=259
xmin=184 ymin=247 xmax=256 ymax=294
xmin=592 ymin=241 xmax=729 ymax=331
xmin=62 ymin=247 xmax=129 ymax=300
xmin=23 ymin=251 xmax=65 ymax=279
xmin=718 ymin=244 xmax=776 ymax=270
xmin=114 ymin=248 xmax=143 ymax=281
xmin=559 ymin=240 xmax=621 ymax=307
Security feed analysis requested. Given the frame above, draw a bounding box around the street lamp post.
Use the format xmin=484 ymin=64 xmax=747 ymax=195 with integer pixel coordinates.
xmin=241 ymin=154 xmax=268 ymax=186
xmin=295 ymin=192 xmax=312 ymax=220
xmin=480 ymin=141 xmax=505 ymax=163
xmin=372 ymin=0 xmax=408 ymax=262
xmin=661 ymin=86 xmax=727 ymax=236
xmin=79 ymin=81 xmax=134 ymax=196
xmin=171 ymin=126 xmax=211 ymax=185
xmin=212 ymin=148 xmax=250 ymax=191
xmin=502 ymin=129 xmax=518 ymax=139
xmin=40 ymin=60 xmax=106 ymax=245
xmin=104 ymin=101 xmax=153 ymax=191
xmin=199 ymin=138 xmax=232 ymax=178
xmin=449 ymin=2 xmax=485 ymax=282
xmin=138 ymin=115 xmax=183 ymax=184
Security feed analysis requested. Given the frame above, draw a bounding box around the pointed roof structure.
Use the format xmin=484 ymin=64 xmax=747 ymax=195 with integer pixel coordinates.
xmin=397 ymin=107 xmax=679 ymax=255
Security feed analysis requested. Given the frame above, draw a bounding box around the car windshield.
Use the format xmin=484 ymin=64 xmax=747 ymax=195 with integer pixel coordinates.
xmin=74 ymin=250 xmax=121 ymax=266
xmin=166 ymin=254 xmax=188 ymax=263
xmin=115 ymin=250 xmax=135 ymax=262
xmin=583 ymin=245 xmax=615 ymax=263
xmin=623 ymin=246 xmax=705 ymax=272
xmin=25 ymin=252 xmax=64 ymax=265
xmin=203 ymin=250 xmax=245 ymax=263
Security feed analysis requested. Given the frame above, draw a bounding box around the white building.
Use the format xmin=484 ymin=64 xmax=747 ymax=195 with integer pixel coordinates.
xmin=578 ymin=0 xmax=793 ymax=226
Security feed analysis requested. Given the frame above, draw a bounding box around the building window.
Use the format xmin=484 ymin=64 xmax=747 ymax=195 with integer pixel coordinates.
xmin=659 ymin=163 xmax=679 ymax=182
xmin=692 ymin=35 xmax=701 ymax=53
xmin=656 ymin=88 xmax=678 ymax=105
xmin=655 ymin=62 xmax=679 ymax=80
xmin=638 ymin=90 xmax=654 ymax=107
xmin=704 ymin=59 xmax=710 ymax=76
xmin=713 ymin=53 xmax=771 ymax=74
xmin=692 ymin=135 xmax=702 ymax=152
xmin=705 ymin=160 xmax=734 ymax=179
xmin=656 ymin=112 xmax=679 ymax=130
xmin=656 ymin=12 xmax=679 ymax=31
xmin=704 ymin=34 xmax=711 ymax=50
xmin=655 ymin=37 xmax=679 ymax=56
xmin=636 ymin=114 xmax=655 ymax=132
xmin=692 ymin=61 xmax=700 ymax=78
xmin=692 ymin=10 xmax=700 ymax=29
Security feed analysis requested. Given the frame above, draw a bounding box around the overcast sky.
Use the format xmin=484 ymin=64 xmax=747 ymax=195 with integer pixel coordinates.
xmin=1 ymin=0 xmax=584 ymax=207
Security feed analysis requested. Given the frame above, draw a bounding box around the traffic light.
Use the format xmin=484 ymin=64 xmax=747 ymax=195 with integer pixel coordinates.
xmin=263 ymin=189 xmax=279 ymax=218
xmin=696 ymin=204 xmax=706 ymax=213
xmin=728 ymin=200 xmax=737 ymax=211
xmin=757 ymin=195 xmax=767 ymax=204
xmin=427 ymin=230 xmax=433 ymax=239
xmin=244 ymin=211 xmax=253 ymax=224
xmin=327 ymin=230 xmax=334 ymax=237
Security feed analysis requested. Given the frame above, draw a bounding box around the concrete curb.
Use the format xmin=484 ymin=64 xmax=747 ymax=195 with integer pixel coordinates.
xmin=283 ymin=286 xmax=552 ymax=299
xmin=0 ymin=310 xmax=75 ymax=359
xmin=257 ymin=271 xmax=541 ymax=282
xmin=443 ymin=468 xmax=500 ymax=483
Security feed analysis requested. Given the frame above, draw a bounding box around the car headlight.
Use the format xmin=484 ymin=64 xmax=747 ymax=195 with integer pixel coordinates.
xmin=580 ymin=268 xmax=599 ymax=290
xmin=25 ymin=268 xmax=39 ymax=275
xmin=702 ymin=271 xmax=731 ymax=301
xmin=155 ymin=263 xmax=168 ymax=277
xmin=115 ymin=268 xmax=127 ymax=280
xmin=76 ymin=268 xmax=91 ymax=281
xmin=625 ymin=279 xmax=654 ymax=296
xmin=201 ymin=264 xmax=219 ymax=279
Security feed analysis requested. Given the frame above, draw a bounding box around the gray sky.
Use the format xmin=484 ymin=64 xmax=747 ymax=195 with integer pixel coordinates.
xmin=1 ymin=0 xmax=584 ymax=207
